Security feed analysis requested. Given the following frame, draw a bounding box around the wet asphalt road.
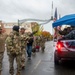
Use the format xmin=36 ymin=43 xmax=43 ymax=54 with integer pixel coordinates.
xmin=2 ymin=41 xmax=75 ymax=75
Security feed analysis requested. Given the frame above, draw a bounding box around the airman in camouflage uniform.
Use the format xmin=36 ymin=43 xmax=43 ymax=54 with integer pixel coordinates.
xmin=40 ymin=35 xmax=46 ymax=52
xmin=35 ymin=36 xmax=40 ymax=52
xmin=20 ymin=28 xmax=29 ymax=69
xmin=6 ymin=26 xmax=21 ymax=75
xmin=0 ymin=25 xmax=7 ymax=75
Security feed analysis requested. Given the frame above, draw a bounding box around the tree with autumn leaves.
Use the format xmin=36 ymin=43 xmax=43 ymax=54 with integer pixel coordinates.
xmin=41 ymin=31 xmax=52 ymax=41
xmin=31 ymin=22 xmax=53 ymax=40
xmin=31 ymin=22 xmax=43 ymax=36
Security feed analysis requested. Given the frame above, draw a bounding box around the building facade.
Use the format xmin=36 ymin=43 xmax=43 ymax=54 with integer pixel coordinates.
xmin=0 ymin=20 xmax=39 ymax=34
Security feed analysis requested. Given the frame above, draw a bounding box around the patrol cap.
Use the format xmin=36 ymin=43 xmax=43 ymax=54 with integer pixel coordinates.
xmin=13 ymin=25 xmax=19 ymax=32
xmin=20 ymin=27 xmax=26 ymax=30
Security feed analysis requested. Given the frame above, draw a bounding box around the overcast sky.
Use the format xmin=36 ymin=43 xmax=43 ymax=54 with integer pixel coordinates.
xmin=0 ymin=0 xmax=75 ymax=34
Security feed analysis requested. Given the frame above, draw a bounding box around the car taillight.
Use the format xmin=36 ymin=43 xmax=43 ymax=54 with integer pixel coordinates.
xmin=56 ymin=41 xmax=64 ymax=51
xmin=57 ymin=43 xmax=61 ymax=49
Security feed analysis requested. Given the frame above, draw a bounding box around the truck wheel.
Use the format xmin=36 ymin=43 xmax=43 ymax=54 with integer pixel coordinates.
xmin=54 ymin=51 xmax=59 ymax=65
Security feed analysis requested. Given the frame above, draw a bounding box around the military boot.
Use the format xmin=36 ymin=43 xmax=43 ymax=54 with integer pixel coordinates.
xmin=21 ymin=65 xmax=25 ymax=70
xmin=16 ymin=72 xmax=21 ymax=75
xmin=9 ymin=73 xmax=14 ymax=75
xmin=10 ymin=74 xmax=13 ymax=75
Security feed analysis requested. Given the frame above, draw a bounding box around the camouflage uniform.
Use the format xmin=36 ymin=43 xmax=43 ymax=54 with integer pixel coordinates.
xmin=35 ymin=37 xmax=40 ymax=51
xmin=0 ymin=33 xmax=7 ymax=71
xmin=20 ymin=32 xmax=29 ymax=68
xmin=6 ymin=31 xmax=22 ymax=75
xmin=40 ymin=36 xmax=46 ymax=52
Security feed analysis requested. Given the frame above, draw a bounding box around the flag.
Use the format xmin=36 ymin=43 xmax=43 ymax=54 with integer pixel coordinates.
xmin=57 ymin=14 xmax=61 ymax=30
xmin=54 ymin=8 xmax=57 ymax=22
xmin=53 ymin=8 xmax=58 ymax=39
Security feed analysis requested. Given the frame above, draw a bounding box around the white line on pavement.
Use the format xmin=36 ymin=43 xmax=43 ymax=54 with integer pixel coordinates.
xmin=31 ymin=59 xmax=41 ymax=74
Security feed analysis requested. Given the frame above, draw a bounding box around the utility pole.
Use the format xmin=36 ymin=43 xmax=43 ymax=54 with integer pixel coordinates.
xmin=18 ymin=19 xmax=19 ymax=26
xmin=51 ymin=1 xmax=53 ymax=20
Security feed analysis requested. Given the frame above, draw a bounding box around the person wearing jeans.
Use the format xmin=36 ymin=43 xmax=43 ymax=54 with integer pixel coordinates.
xmin=27 ymin=45 xmax=32 ymax=57
xmin=26 ymin=35 xmax=33 ymax=59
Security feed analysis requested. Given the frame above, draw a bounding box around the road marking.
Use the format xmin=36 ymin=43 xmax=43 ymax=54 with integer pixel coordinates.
xmin=31 ymin=59 xmax=41 ymax=73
